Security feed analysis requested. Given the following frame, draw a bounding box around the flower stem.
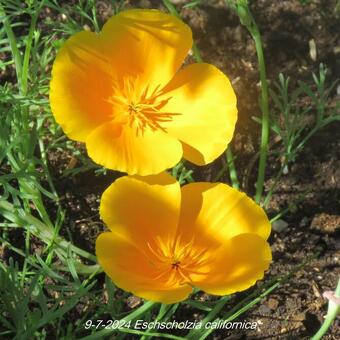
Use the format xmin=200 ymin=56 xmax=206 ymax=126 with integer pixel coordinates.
xmin=21 ymin=3 xmax=43 ymax=96
xmin=191 ymin=43 xmax=203 ymax=63
xmin=311 ymin=279 xmax=340 ymax=340
xmin=0 ymin=4 xmax=23 ymax=91
xmin=226 ymin=147 xmax=240 ymax=189
xmin=253 ymin=30 xmax=270 ymax=204
xmin=230 ymin=1 xmax=270 ymax=203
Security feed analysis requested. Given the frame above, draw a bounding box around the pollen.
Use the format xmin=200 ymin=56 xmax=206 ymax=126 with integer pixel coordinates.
xmin=171 ymin=261 xmax=181 ymax=270
xmin=146 ymin=236 xmax=211 ymax=287
xmin=108 ymin=76 xmax=180 ymax=135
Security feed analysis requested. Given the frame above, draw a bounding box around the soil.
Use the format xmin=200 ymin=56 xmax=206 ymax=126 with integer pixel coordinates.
xmin=2 ymin=0 xmax=340 ymax=339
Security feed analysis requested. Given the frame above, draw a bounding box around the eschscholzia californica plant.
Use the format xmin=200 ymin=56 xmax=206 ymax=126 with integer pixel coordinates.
xmin=96 ymin=173 xmax=272 ymax=304
xmin=50 ymin=9 xmax=237 ymax=175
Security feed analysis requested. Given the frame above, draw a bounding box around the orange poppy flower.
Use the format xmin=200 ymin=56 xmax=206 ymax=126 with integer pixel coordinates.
xmin=96 ymin=173 xmax=271 ymax=304
xmin=50 ymin=9 xmax=237 ymax=175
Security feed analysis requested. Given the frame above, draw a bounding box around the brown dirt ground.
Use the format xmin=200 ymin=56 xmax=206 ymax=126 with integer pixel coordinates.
xmin=2 ymin=0 xmax=340 ymax=339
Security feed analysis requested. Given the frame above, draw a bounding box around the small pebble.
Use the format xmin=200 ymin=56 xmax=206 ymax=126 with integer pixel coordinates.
xmin=267 ymin=298 xmax=279 ymax=310
xmin=283 ymin=165 xmax=289 ymax=175
xmin=272 ymin=219 xmax=289 ymax=233
xmin=333 ymin=46 xmax=340 ymax=54
xmin=309 ymin=39 xmax=317 ymax=61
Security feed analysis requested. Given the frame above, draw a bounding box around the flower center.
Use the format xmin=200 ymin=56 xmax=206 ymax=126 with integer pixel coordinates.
xmin=146 ymin=236 xmax=211 ymax=287
xmin=108 ymin=76 xmax=180 ymax=135
xmin=171 ymin=260 xmax=181 ymax=270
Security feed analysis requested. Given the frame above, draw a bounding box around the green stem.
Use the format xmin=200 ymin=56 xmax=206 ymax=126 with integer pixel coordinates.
xmin=191 ymin=43 xmax=203 ymax=63
xmin=0 ymin=4 xmax=23 ymax=91
xmin=0 ymin=200 xmax=97 ymax=263
xmin=253 ymin=28 xmax=270 ymax=203
xmin=90 ymin=0 xmax=100 ymax=32
xmin=229 ymin=2 xmax=270 ymax=203
xmin=19 ymin=178 xmax=54 ymax=228
xmin=226 ymin=147 xmax=240 ymax=189
xmin=2 ymin=2 xmax=52 ymax=227
xmin=312 ymin=279 xmax=340 ymax=340
xmin=21 ymin=3 xmax=43 ymax=95
xmin=162 ymin=0 xmax=180 ymax=16
xmin=38 ymin=138 xmax=59 ymax=199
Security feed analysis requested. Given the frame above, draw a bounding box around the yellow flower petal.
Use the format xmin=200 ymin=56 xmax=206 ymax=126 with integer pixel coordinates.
xmin=101 ymin=9 xmax=193 ymax=91
xmin=86 ymin=122 xmax=182 ymax=175
xmin=96 ymin=232 xmax=192 ymax=304
xmin=49 ymin=31 xmax=113 ymax=141
xmin=99 ymin=173 xmax=181 ymax=248
xmin=96 ymin=176 xmax=271 ymax=303
xmin=192 ymin=233 xmax=272 ymax=295
xmin=161 ymin=63 xmax=237 ymax=165
xmin=176 ymin=182 xmax=271 ymax=245
xmin=50 ymin=10 xmax=238 ymax=175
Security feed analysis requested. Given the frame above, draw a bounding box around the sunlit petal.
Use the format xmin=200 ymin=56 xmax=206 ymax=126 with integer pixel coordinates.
xmin=101 ymin=9 xmax=193 ymax=90
xmin=50 ymin=31 xmax=112 ymax=141
xmin=176 ymin=182 xmax=271 ymax=246
xmin=50 ymin=10 xmax=237 ymax=175
xmin=96 ymin=232 xmax=193 ymax=303
xmin=192 ymin=233 xmax=272 ymax=295
xmin=86 ymin=122 xmax=182 ymax=175
xmin=96 ymin=175 xmax=271 ymax=304
xmin=161 ymin=63 xmax=237 ymax=165
xmin=99 ymin=173 xmax=181 ymax=248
